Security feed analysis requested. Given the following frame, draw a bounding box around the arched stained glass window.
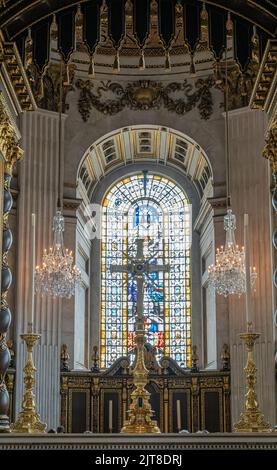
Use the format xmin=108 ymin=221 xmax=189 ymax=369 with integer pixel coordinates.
xmin=101 ymin=173 xmax=192 ymax=368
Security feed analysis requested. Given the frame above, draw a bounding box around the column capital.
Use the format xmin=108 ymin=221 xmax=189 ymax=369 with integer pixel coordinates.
xmin=207 ymin=196 xmax=227 ymax=218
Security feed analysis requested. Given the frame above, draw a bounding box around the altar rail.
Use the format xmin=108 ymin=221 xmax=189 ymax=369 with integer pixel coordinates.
xmin=60 ymin=358 xmax=231 ymax=433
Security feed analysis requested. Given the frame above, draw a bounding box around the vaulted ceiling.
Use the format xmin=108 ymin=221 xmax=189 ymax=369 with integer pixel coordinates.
xmin=0 ymin=0 xmax=276 ymax=40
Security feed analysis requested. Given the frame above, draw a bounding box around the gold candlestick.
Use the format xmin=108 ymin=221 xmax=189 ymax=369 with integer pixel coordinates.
xmin=121 ymin=324 xmax=160 ymax=434
xmin=233 ymin=322 xmax=272 ymax=433
xmin=11 ymin=332 xmax=47 ymax=433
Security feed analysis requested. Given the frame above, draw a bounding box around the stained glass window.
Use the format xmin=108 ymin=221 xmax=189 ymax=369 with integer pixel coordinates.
xmin=101 ymin=173 xmax=192 ymax=368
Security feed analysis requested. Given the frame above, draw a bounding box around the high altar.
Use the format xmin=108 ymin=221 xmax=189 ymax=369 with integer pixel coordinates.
xmin=0 ymin=1 xmax=276 ymax=450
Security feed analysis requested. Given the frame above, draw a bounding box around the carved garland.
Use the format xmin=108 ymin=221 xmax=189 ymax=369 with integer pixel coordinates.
xmin=75 ymin=77 xmax=215 ymax=122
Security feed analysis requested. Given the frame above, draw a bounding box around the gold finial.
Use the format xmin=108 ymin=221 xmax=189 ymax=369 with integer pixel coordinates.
xmin=226 ymin=12 xmax=233 ymax=36
xmin=75 ymin=3 xmax=85 ymax=50
xmin=88 ymin=55 xmax=95 ymax=78
xmin=118 ymin=0 xmax=140 ymax=59
xmin=200 ymin=2 xmax=209 ymax=45
xmin=7 ymin=339 xmax=15 ymax=369
xmin=113 ymin=50 xmax=120 ymax=73
xmin=95 ymin=0 xmax=116 ymax=57
xmin=220 ymin=343 xmax=230 ymax=371
xmin=61 ymin=344 xmax=70 ymax=372
xmin=50 ymin=14 xmax=58 ymax=41
xmin=24 ymin=28 xmax=33 ymax=69
xmin=169 ymin=0 xmax=189 ymax=54
xmin=144 ymin=0 xmax=165 ymax=57
xmin=139 ymin=48 xmax=145 ymax=70
xmin=91 ymin=346 xmax=100 ymax=372
xmin=190 ymin=54 xmax=196 ymax=76
xmin=164 ymin=50 xmax=171 ymax=70
xmin=190 ymin=345 xmax=199 ymax=372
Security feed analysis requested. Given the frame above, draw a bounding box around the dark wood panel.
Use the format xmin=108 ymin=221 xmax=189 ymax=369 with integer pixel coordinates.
xmin=202 ymin=390 xmax=221 ymax=432
xmin=71 ymin=391 xmax=88 ymax=433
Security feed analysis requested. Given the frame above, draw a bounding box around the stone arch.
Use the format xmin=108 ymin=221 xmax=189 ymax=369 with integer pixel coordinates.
xmin=64 ymin=107 xmax=225 ymax=200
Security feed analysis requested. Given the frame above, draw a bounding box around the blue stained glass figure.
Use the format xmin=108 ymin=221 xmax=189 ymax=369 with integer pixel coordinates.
xmin=148 ymin=322 xmax=158 ymax=332
xmin=149 ymin=270 xmax=158 ymax=281
xmin=147 ymin=284 xmax=164 ymax=301
xmin=128 ymin=280 xmax=137 ymax=302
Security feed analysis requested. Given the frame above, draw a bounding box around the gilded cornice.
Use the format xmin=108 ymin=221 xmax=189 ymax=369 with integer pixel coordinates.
xmin=0 ymin=38 xmax=35 ymax=112
xmin=250 ymin=38 xmax=277 ymax=113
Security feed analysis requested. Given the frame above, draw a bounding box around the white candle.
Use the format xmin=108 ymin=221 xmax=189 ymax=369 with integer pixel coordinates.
xmin=109 ymin=400 xmax=113 ymax=432
xmin=177 ymin=399 xmax=181 ymax=432
xmin=29 ymin=213 xmax=36 ymax=330
xmin=244 ymin=213 xmax=251 ymax=325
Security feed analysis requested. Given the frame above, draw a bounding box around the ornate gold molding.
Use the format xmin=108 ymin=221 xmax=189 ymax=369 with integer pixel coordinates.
xmin=263 ymin=118 xmax=277 ymax=171
xmin=169 ymin=0 xmax=189 ymax=55
xmin=0 ymin=93 xmax=23 ymax=170
xmin=119 ymin=0 xmax=140 ymax=57
xmin=94 ymin=0 xmax=116 ymax=57
xmin=250 ymin=39 xmax=277 ymax=112
xmin=0 ymin=40 xmax=33 ymax=112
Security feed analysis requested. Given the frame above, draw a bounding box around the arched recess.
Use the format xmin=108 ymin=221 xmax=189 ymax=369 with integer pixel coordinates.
xmin=77 ymin=125 xmax=213 ymax=203
xmin=71 ymin=126 xmax=217 ymax=371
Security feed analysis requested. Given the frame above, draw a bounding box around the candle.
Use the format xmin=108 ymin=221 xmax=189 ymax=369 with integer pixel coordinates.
xmin=244 ymin=213 xmax=251 ymax=325
xmin=29 ymin=213 xmax=36 ymax=331
xmin=177 ymin=399 xmax=181 ymax=432
xmin=108 ymin=400 xmax=113 ymax=432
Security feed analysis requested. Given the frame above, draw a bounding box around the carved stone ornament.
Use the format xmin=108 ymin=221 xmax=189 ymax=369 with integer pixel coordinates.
xmin=0 ymin=93 xmax=24 ymax=170
xmin=75 ymin=77 xmax=215 ymax=121
xmin=263 ymin=119 xmax=277 ymax=171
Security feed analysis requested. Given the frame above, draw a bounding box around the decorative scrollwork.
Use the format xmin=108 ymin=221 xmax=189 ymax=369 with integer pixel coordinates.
xmin=76 ymin=77 xmax=215 ymax=122
xmin=263 ymin=119 xmax=277 ymax=171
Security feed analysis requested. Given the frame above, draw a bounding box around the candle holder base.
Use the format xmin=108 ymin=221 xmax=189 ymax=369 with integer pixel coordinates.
xmin=121 ymin=328 xmax=160 ymax=434
xmin=10 ymin=333 xmax=47 ymax=434
xmin=233 ymin=324 xmax=272 ymax=433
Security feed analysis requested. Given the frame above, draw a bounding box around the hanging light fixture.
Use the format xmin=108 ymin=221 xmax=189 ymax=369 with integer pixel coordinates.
xmin=35 ymin=61 xmax=81 ymax=298
xmin=208 ymin=209 xmax=257 ymax=297
xmin=208 ymin=40 xmax=257 ymax=296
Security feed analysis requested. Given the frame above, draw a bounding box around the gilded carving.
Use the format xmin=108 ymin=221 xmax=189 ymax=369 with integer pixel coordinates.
xmin=215 ymin=30 xmax=261 ymax=110
xmin=0 ymin=94 xmax=24 ymax=169
xmin=143 ymin=0 xmax=165 ymax=57
xmin=95 ymin=0 xmax=116 ymax=57
xmin=119 ymin=0 xmax=140 ymax=57
xmin=169 ymin=0 xmax=190 ymax=55
xmin=263 ymin=119 xmax=277 ymax=171
xmin=76 ymin=77 xmax=215 ymax=121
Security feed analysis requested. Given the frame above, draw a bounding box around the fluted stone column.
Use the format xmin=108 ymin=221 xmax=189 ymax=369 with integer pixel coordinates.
xmin=228 ymin=107 xmax=275 ymax=426
xmin=207 ymin=197 xmax=229 ymax=368
xmin=15 ymin=108 xmax=64 ymax=429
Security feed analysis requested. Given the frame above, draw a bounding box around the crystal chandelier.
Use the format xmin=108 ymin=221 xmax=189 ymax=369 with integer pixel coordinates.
xmin=208 ymin=209 xmax=257 ymax=297
xmin=35 ymin=211 xmax=81 ymax=298
xmin=36 ymin=62 xmax=81 ymax=299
